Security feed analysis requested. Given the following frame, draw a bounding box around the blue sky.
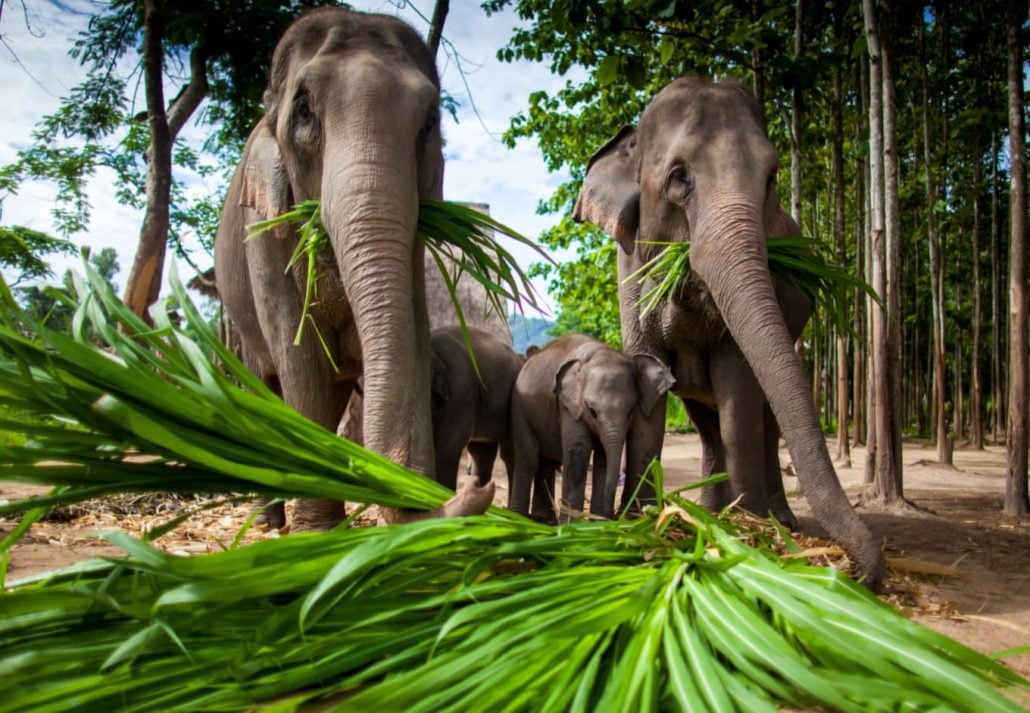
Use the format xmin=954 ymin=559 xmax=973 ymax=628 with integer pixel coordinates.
xmin=0 ymin=0 xmax=574 ymax=315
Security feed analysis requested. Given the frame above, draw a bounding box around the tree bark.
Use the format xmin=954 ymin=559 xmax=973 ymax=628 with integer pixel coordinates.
xmin=1004 ymin=0 xmax=1028 ymax=516
xmin=426 ymin=0 xmax=450 ymax=60
xmin=123 ymin=5 xmax=209 ymax=319
xmin=832 ymin=13 xmax=850 ymax=465
xmin=124 ymin=0 xmax=173 ymax=320
xmin=991 ymin=130 xmax=1003 ymax=442
xmin=790 ymin=0 xmax=803 ymax=225
xmin=863 ymin=0 xmax=884 ymax=490
xmin=971 ymin=125 xmax=984 ymax=449
xmin=920 ymin=16 xmax=952 ymax=465
xmin=874 ymin=0 xmax=903 ymax=500
xmin=853 ymin=59 xmax=867 ymax=448
xmin=751 ymin=0 xmax=766 ymax=123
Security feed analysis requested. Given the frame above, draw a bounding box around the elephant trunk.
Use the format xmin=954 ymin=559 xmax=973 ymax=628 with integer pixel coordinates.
xmin=690 ymin=196 xmax=884 ymax=589
xmin=597 ymin=424 xmax=627 ymax=518
xmin=321 ymin=88 xmax=434 ymax=476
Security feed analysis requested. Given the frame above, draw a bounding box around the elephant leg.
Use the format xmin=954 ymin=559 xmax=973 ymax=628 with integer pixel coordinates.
xmin=685 ymin=400 xmax=730 ymax=512
xmin=508 ymin=402 xmax=537 ymax=515
xmin=499 ymin=437 xmax=516 ymax=498
xmin=710 ymin=340 xmax=768 ymax=517
xmin=559 ymin=416 xmax=591 ymax=523
xmin=468 ymin=440 xmax=498 ymax=486
xmin=531 ymin=463 xmax=558 ymax=523
xmin=621 ymin=392 xmax=667 ymax=513
xmin=763 ymin=402 xmax=799 ymax=530
xmin=434 ymin=424 xmax=471 ymax=491
xmin=590 ymin=445 xmax=607 ymax=516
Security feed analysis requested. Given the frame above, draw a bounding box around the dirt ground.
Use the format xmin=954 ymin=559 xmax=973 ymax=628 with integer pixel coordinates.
xmin=2 ymin=433 xmax=1029 ymax=680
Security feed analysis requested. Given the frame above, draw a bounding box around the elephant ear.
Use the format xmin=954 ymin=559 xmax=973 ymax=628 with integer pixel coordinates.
xmin=239 ymin=123 xmax=293 ymax=238
xmin=553 ymin=359 xmax=584 ymax=421
xmin=430 ymin=352 xmax=451 ymax=403
xmin=765 ymin=204 xmax=800 ymax=239
xmin=573 ymin=125 xmax=640 ymax=255
xmin=633 ymin=354 xmax=675 ymax=418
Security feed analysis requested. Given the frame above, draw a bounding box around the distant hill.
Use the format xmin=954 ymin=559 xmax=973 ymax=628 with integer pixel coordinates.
xmin=509 ymin=314 xmax=556 ymax=354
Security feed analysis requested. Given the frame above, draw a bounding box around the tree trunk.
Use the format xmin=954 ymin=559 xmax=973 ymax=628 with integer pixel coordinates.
xmin=123 ymin=5 xmax=208 ymax=320
xmin=920 ymin=17 xmax=952 ymax=465
xmin=873 ymin=0 xmax=903 ymax=500
xmin=790 ymin=0 xmax=804 ymax=225
xmin=1004 ymin=0 xmax=1028 ymax=516
xmin=853 ymin=59 xmax=867 ymax=448
xmin=832 ymin=29 xmax=850 ymax=465
xmin=991 ymin=130 xmax=1004 ymax=442
xmin=863 ymin=0 xmax=883 ymax=489
xmin=971 ymin=130 xmax=985 ymax=449
xmin=426 ymin=0 xmax=450 ymax=60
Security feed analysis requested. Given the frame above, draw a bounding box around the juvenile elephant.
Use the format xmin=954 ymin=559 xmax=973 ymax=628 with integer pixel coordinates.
xmin=509 ymin=334 xmax=674 ymax=522
xmin=215 ymin=7 xmax=491 ymax=529
xmin=431 ymin=325 xmax=523 ymax=490
xmin=573 ymin=76 xmax=884 ymax=587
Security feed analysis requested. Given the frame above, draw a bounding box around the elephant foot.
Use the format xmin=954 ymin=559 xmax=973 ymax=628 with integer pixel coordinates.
xmin=768 ymin=499 xmax=799 ymax=531
xmin=698 ymin=484 xmax=730 ymax=513
xmin=252 ymin=499 xmax=286 ymax=529
xmin=290 ymin=497 xmax=347 ymax=532
xmin=381 ymin=480 xmax=495 ymax=524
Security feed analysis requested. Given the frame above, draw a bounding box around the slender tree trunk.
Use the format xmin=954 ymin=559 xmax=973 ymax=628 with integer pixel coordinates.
xmin=790 ymin=0 xmax=803 ymax=225
xmin=971 ymin=132 xmax=985 ymax=449
xmin=751 ymin=0 xmax=766 ymax=122
xmin=874 ymin=0 xmax=903 ymax=500
xmin=920 ymin=17 xmax=952 ymax=465
xmin=991 ymin=131 xmax=1004 ymax=442
xmin=426 ymin=0 xmax=450 ymax=59
xmin=123 ymin=5 xmax=208 ymax=319
xmin=863 ymin=0 xmax=884 ymax=490
xmin=853 ymin=60 xmax=867 ymax=447
xmin=1004 ymin=0 xmax=1028 ymax=516
xmin=955 ymin=337 xmax=964 ymax=440
xmin=832 ymin=25 xmax=850 ymax=465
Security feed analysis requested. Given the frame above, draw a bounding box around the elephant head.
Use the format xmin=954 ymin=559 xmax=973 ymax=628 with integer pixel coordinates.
xmin=574 ymin=77 xmax=883 ymax=587
xmin=554 ymin=346 xmax=674 ymax=518
xmin=216 ymin=8 xmax=491 ymax=528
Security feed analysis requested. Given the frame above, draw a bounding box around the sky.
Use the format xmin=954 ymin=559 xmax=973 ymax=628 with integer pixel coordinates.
xmin=0 ymin=0 xmax=575 ymax=316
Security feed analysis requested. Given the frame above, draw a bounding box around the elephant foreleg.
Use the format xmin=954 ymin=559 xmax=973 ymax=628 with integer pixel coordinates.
xmin=559 ymin=417 xmax=591 ymax=523
xmin=468 ymin=440 xmax=499 ymax=486
xmin=686 ymin=400 xmax=729 ymax=512
xmin=531 ymin=463 xmax=558 ymax=523
xmin=621 ymin=395 xmax=667 ymax=513
xmin=763 ymin=403 xmax=799 ymax=529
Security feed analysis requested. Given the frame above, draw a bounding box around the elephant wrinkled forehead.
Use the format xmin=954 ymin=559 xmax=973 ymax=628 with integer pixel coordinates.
xmin=270 ymin=8 xmax=438 ymax=93
xmin=641 ymin=78 xmax=767 ymax=150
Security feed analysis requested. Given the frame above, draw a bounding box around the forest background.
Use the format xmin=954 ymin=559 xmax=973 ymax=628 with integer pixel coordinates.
xmin=0 ymin=0 xmax=1027 ymax=515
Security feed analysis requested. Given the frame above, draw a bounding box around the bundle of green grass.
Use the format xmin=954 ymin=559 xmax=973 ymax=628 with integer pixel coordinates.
xmin=0 ymin=209 xmax=1026 ymax=711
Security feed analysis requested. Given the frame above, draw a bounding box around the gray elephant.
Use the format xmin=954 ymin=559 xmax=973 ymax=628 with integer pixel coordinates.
xmin=214 ymin=7 xmax=490 ymax=530
xmin=573 ymin=76 xmax=884 ymax=587
xmin=430 ymin=325 xmax=523 ymax=490
xmin=509 ymin=334 xmax=674 ymax=522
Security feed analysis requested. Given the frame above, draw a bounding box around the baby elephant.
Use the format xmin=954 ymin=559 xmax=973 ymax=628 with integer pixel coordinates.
xmin=431 ymin=325 xmax=524 ymax=491
xmin=509 ymin=334 xmax=674 ymax=522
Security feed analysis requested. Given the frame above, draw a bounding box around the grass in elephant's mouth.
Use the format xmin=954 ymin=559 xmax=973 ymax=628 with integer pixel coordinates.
xmin=629 ymin=237 xmax=879 ymax=337
xmin=0 ymin=273 xmax=1026 ymax=713
xmin=247 ymin=199 xmax=551 ymax=373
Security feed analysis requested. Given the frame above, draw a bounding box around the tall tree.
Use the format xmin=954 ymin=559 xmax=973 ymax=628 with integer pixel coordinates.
xmin=831 ymin=0 xmax=850 ymax=466
xmin=1004 ymin=0 xmax=1028 ymax=516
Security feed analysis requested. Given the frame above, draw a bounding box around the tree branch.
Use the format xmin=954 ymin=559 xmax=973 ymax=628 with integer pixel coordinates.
xmin=166 ymin=45 xmax=209 ymax=139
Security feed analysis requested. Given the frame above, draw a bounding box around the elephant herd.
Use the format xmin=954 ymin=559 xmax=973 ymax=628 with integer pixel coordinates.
xmin=214 ymin=7 xmax=884 ymax=587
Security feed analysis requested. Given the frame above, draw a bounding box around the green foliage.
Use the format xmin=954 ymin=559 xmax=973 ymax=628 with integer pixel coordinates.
xmin=0 ymin=270 xmax=1026 ymax=711
xmin=15 ymin=248 xmax=121 ymax=335
xmin=0 ymin=226 xmax=76 ymax=284
xmin=665 ymin=395 xmax=693 ymax=433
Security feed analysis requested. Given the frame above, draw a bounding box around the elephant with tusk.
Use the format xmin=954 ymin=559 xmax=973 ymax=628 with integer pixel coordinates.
xmin=573 ymin=77 xmax=884 ymax=589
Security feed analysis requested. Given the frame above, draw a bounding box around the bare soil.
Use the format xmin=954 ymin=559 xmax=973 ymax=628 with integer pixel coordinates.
xmin=2 ymin=434 xmax=1029 ymax=681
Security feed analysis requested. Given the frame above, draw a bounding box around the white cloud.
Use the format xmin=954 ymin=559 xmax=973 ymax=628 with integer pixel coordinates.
xmin=1 ymin=0 xmax=578 ymax=314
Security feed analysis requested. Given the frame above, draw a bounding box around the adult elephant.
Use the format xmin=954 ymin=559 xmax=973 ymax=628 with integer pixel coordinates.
xmin=573 ymin=77 xmax=884 ymax=588
xmin=215 ymin=7 xmax=491 ymax=529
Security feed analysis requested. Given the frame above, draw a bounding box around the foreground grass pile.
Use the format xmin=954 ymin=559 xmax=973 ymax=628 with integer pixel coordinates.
xmin=0 ymin=270 xmax=1027 ymax=712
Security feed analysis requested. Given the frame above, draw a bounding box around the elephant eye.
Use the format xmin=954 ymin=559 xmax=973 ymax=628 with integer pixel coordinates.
xmin=295 ymin=94 xmax=314 ymax=122
xmin=666 ymin=166 xmax=694 ymax=204
xmin=420 ymin=112 xmax=439 ymax=138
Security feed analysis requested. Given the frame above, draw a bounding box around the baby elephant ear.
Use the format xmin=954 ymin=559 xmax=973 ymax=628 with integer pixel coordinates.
xmin=633 ymin=354 xmax=675 ymax=418
xmin=553 ymin=359 xmax=584 ymax=421
xmin=573 ymin=125 xmax=640 ymax=255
